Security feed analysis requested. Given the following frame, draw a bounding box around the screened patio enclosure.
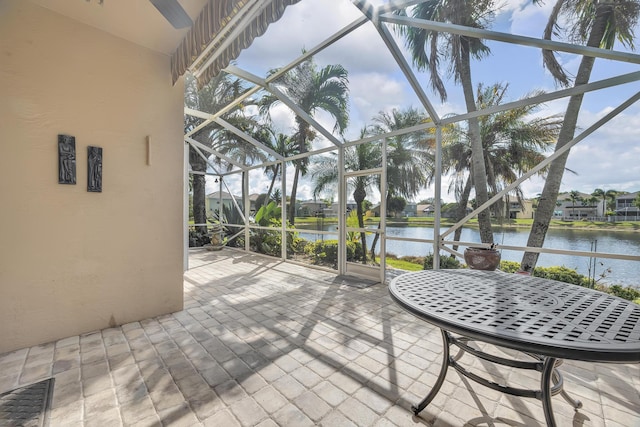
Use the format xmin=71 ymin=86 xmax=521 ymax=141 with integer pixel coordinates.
xmin=184 ymin=0 xmax=640 ymax=284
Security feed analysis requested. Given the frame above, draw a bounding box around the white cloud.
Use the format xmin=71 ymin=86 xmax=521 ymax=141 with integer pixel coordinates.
xmin=235 ymin=0 xmax=364 ymax=76
xmin=504 ymin=0 xmax=551 ymax=37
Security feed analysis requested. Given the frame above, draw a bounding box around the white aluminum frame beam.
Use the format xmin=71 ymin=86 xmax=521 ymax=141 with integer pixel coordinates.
xmin=213 ymin=116 xmax=284 ymax=161
xmin=189 ymin=144 xmax=222 ymax=176
xmin=185 ymin=136 xmax=244 ymax=169
xmin=441 ymin=71 xmax=640 ymax=126
xmin=382 ymin=14 xmax=640 ymax=65
xmin=225 ymin=65 xmax=343 ymax=147
xmin=185 ymin=108 xmax=284 ymax=162
xmin=352 ymin=0 xmax=441 ymax=123
xmin=185 ymin=86 xmax=260 ymax=139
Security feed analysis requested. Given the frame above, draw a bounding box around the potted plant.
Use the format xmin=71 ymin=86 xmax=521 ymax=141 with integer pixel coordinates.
xmin=464 ymin=244 xmax=501 ymax=271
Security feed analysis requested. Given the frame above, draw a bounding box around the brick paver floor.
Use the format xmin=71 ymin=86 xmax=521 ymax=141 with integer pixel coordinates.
xmin=1 ymin=249 xmax=639 ymax=426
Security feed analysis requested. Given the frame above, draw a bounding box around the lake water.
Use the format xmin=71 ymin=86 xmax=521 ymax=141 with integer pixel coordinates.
xmin=297 ymin=223 xmax=640 ymax=288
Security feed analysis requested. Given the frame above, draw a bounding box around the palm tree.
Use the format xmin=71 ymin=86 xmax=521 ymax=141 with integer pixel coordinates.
xmin=368 ymin=107 xmax=436 ymax=259
xmin=311 ymin=132 xmax=381 ymax=263
xmin=271 ymin=188 xmax=282 ymax=205
xmin=371 ymin=107 xmax=435 ymax=199
xmin=568 ymin=190 xmax=582 ymax=219
xmin=585 ymin=194 xmax=600 ymax=218
xmin=522 ymin=0 xmax=640 ymax=271
xmin=395 ymin=0 xmax=497 ymax=243
xmin=592 ymin=188 xmax=606 ymax=216
xmin=606 ymin=189 xmax=620 ymax=212
xmin=253 ymin=128 xmax=298 ymax=205
xmin=184 ymin=72 xmax=251 ymax=235
xmin=259 ymin=57 xmax=349 ymax=225
xmin=442 ymin=83 xmax=562 ymax=248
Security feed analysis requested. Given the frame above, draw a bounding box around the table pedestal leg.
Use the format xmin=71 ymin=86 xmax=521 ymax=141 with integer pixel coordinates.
xmin=552 ymin=369 xmax=583 ymax=410
xmin=412 ymin=329 xmax=450 ymax=415
xmin=541 ymin=357 xmax=557 ymax=427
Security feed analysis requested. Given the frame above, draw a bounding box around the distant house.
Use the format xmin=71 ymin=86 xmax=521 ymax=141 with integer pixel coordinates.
xmin=403 ymin=202 xmax=417 ymax=217
xmin=553 ymin=192 xmax=602 ymax=220
xmin=206 ymin=191 xmax=240 ymax=216
xmin=417 ymin=204 xmax=435 ymax=217
xmin=248 ymin=193 xmax=261 ymax=214
xmin=299 ymin=200 xmax=328 ymax=217
xmin=501 ymin=196 xmax=534 ymax=219
xmin=615 ymin=191 xmax=640 ymax=218
xmin=205 ymin=192 xmax=263 ymax=217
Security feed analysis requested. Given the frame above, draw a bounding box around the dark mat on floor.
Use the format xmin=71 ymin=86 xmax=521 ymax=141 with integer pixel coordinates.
xmin=326 ymin=275 xmax=380 ymax=288
xmin=0 ymin=378 xmax=54 ymax=427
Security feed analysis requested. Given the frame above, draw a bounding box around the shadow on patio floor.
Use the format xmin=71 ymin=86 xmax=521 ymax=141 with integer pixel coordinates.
xmin=0 ymin=248 xmax=638 ymax=426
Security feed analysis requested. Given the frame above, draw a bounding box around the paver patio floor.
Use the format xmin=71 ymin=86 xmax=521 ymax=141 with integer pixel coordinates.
xmin=1 ymin=249 xmax=639 ymax=426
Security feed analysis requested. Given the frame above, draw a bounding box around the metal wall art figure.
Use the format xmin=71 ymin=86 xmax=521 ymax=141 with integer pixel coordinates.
xmin=87 ymin=146 xmax=102 ymax=192
xmin=58 ymin=134 xmax=76 ymax=184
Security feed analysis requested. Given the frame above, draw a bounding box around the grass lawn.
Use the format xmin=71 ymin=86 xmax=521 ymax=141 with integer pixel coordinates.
xmin=381 ymin=258 xmax=423 ymax=271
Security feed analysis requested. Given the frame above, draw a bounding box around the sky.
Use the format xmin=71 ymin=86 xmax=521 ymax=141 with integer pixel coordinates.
xmin=205 ymin=0 xmax=640 ymax=204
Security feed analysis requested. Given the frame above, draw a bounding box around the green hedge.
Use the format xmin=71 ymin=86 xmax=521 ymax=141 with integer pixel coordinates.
xmin=304 ymin=239 xmax=361 ymax=267
xmin=423 ymin=253 xmax=461 ymax=270
xmin=499 ymin=261 xmax=639 ymax=302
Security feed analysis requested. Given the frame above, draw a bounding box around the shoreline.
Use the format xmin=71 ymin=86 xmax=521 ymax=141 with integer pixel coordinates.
xmin=299 ymin=217 xmax=640 ymax=233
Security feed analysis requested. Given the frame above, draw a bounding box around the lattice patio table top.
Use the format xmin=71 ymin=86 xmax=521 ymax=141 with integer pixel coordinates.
xmin=389 ymin=269 xmax=640 ymax=362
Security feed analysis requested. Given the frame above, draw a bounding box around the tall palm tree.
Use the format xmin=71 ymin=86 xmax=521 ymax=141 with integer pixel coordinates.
xmin=368 ymin=107 xmax=436 ymax=258
xmin=522 ymin=0 xmax=640 ymax=271
xmin=592 ymin=188 xmax=606 ymax=216
xmin=606 ymin=189 xmax=620 ymax=212
xmin=311 ymin=131 xmax=381 ymax=263
xmin=442 ymin=82 xmax=562 ymax=248
xmin=184 ymin=72 xmax=251 ymax=234
xmin=253 ymin=128 xmax=298 ymax=205
xmin=259 ymin=57 xmax=349 ymax=225
xmin=395 ymin=0 xmax=497 ymax=243
xmin=585 ymin=195 xmax=600 ymax=218
xmin=568 ymin=190 xmax=582 ymax=218
xmin=271 ymin=188 xmax=282 ymax=205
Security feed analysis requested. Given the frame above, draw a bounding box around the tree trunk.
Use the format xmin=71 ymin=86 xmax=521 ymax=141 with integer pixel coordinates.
xmin=266 ymin=163 xmax=279 ymax=204
xmin=189 ymin=147 xmax=208 ymax=235
xmin=369 ymin=222 xmax=381 ymax=263
xmin=354 ymin=186 xmax=367 ymax=264
xmin=452 ymin=176 xmax=473 ymax=252
xmin=288 ymin=164 xmax=300 ymax=225
xmin=369 ymin=191 xmax=388 ymax=262
xmin=460 ymin=40 xmax=493 ymax=244
xmin=521 ymin=6 xmax=609 ymax=272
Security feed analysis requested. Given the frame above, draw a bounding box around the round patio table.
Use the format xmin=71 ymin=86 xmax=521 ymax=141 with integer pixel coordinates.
xmin=388 ymin=269 xmax=640 ymax=426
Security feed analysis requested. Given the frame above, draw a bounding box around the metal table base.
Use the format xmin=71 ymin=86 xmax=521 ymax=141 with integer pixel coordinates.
xmin=412 ymin=330 xmax=582 ymax=426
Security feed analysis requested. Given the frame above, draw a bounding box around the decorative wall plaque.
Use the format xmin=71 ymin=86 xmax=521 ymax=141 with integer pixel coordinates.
xmin=87 ymin=146 xmax=102 ymax=192
xmin=58 ymin=134 xmax=76 ymax=184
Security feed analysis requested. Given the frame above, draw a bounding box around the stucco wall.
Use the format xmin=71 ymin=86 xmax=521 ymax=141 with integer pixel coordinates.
xmin=0 ymin=1 xmax=184 ymax=353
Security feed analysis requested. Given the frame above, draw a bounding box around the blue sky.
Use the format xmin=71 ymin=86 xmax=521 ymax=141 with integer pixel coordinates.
xmin=215 ymin=0 xmax=640 ymax=203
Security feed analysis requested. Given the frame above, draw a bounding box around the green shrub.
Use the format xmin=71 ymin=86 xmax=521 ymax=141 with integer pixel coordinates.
xmin=423 ymin=253 xmax=461 ymax=270
xmin=250 ymin=219 xmax=303 ymax=257
xmin=606 ymin=285 xmax=640 ymax=302
xmin=532 ymin=266 xmax=591 ymax=287
xmin=525 ymin=265 xmax=639 ymax=303
xmin=304 ymin=239 xmax=360 ymax=267
xmin=499 ymin=261 xmax=521 ymax=273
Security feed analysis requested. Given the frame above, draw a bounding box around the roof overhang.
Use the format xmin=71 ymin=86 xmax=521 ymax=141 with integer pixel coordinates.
xmin=29 ymin=0 xmax=208 ymax=55
xmin=28 ymin=0 xmax=297 ymax=88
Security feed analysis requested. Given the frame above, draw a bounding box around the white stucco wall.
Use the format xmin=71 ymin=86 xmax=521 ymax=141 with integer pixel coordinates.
xmin=0 ymin=1 xmax=184 ymax=353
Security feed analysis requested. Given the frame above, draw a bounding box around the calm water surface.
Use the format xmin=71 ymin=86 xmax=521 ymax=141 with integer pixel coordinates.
xmin=297 ymin=223 xmax=640 ymax=287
